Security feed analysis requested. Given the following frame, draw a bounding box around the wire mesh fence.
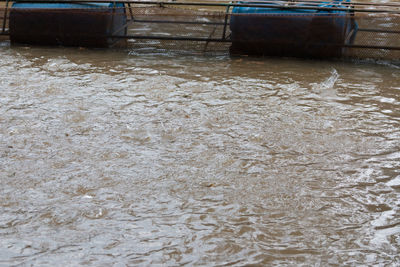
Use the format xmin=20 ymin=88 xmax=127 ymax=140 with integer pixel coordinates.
xmin=0 ymin=0 xmax=399 ymax=60
xmin=347 ymin=12 xmax=400 ymax=60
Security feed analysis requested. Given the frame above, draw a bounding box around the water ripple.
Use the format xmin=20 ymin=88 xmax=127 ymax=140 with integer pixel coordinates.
xmin=0 ymin=46 xmax=399 ymax=266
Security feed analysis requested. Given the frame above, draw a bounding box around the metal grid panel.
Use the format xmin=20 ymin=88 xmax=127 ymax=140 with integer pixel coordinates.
xmin=123 ymin=4 xmax=230 ymax=54
xmin=345 ymin=13 xmax=400 ymax=60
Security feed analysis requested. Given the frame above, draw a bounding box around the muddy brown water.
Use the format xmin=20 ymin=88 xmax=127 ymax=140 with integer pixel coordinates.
xmin=0 ymin=43 xmax=399 ymax=266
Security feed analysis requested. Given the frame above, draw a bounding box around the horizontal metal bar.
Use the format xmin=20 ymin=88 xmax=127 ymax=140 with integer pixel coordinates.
xmin=132 ymin=19 xmax=228 ymax=26
xmin=358 ymin=28 xmax=400 ymax=34
xmin=251 ymin=0 xmax=400 ymax=8
xmin=344 ymin=44 xmax=400 ymax=51
xmin=3 ymin=0 xmax=400 ymax=13
xmin=112 ymin=34 xmax=231 ymax=42
xmin=112 ymin=35 xmax=400 ymax=51
xmin=6 ymin=0 xmax=400 ymax=14
xmin=5 ymin=0 xmax=400 ymax=7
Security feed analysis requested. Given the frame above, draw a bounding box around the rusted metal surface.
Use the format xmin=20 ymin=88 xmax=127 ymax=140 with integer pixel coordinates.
xmin=9 ymin=4 xmax=126 ymax=47
xmin=229 ymin=14 xmax=357 ymax=58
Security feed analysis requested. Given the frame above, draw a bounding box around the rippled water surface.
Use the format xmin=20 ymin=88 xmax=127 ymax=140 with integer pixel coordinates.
xmin=0 ymin=45 xmax=399 ymax=266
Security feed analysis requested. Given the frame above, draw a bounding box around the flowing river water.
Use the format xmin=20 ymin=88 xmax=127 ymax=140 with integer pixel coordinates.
xmin=0 ymin=43 xmax=399 ymax=266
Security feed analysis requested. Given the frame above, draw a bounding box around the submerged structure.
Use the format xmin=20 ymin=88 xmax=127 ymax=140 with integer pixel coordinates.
xmin=0 ymin=0 xmax=399 ymax=60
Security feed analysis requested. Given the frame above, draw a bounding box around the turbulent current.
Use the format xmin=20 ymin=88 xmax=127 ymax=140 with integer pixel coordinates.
xmin=0 ymin=46 xmax=399 ymax=266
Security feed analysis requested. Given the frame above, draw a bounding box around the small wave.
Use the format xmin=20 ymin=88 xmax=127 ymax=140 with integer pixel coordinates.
xmin=311 ymin=68 xmax=339 ymax=91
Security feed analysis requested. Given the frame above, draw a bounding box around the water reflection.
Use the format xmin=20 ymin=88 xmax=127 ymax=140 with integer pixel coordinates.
xmin=0 ymin=46 xmax=399 ymax=265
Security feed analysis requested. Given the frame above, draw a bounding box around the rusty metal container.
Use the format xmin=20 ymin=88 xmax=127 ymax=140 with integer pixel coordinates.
xmin=230 ymin=1 xmax=358 ymax=58
xmin=9 ymin=2 xmax=126 ymax=47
